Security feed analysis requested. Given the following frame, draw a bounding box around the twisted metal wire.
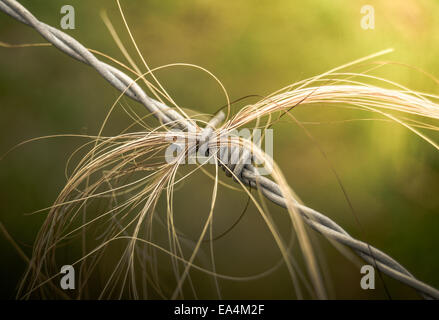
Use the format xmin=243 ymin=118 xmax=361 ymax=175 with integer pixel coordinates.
xmin=1 ymin=0 xmax=438 ymax=299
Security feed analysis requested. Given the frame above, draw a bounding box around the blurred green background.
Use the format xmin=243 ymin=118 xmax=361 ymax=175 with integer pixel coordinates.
xmin=1 ymin=0 xmax=439 ymax=299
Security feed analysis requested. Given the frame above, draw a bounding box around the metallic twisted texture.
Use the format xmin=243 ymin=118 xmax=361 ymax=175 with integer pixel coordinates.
xmin=1 ymin=0 xmax=438 ymax=299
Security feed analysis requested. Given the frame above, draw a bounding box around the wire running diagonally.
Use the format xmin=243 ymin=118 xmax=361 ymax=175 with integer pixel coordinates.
xmin=1 ymin=0 xmax=438 ymax=299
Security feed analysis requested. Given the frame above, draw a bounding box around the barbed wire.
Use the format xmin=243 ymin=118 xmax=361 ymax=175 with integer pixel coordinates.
xmin=1 ymin=0 xmax=438 ymax=299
